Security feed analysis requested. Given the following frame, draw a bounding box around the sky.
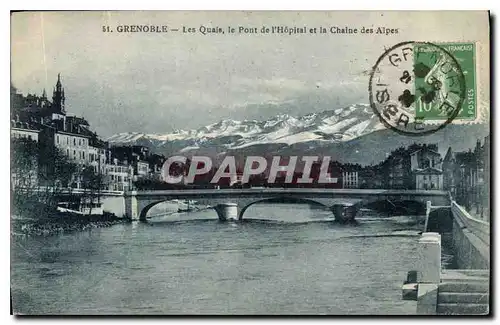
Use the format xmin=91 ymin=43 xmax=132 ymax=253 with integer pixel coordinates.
xmin=11 ymin=11 xmax=488 ymax=138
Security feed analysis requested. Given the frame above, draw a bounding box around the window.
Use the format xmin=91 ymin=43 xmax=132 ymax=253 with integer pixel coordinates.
xmin=28 ymin=135 xmax=32 ymax=140
xmin=82 ymin=152 xmax=85 ymax=160
xmin=79 ymin=139 xmax=81 ymax=146
xmin=57 ymin=135 xmax=59 ymax=144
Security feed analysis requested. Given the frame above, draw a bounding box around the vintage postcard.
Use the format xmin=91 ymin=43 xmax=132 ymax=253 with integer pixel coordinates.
xmin=10 ymin=11 xmax=490 ymax=315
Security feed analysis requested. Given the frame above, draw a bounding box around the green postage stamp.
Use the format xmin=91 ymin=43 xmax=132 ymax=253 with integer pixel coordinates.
xmin=414 ymin=42 xmax=476 ymax=120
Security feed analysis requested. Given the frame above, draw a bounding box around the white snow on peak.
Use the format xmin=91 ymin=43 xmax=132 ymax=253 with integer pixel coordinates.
xmin=107 ymin=103 xmax=383 ymax=150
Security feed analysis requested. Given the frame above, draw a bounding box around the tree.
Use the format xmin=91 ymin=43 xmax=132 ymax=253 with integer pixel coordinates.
xmin=11 ymin=137 xmax=78 ymax=218
xmin=78 ymin=166 xmax=108 ymax=215
xmin=11 ymin=138 xmax=40 ymax=217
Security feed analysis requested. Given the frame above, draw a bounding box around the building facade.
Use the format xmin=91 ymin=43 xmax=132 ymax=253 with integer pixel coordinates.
xmin=110 ymin=145 xmax=151 ymax=183
xmin=381 ymin=147 xmax=413 ymax=189
xmin=134 ymin=161 xmax=150 ymax=181
xmin=54 ymin=130 xmax=90 ymax=164
xmin=105 ymin=160 xmax=133 ymax=191
xmin=442 ymin=136 xmax=490 ymax=220
xmin=409 ymin=144 xmax=443 ymax=190
xmin=410 ymin=146 xmax=442 ymax=171
xmin=11 ymin=121 xmax=40 ymax=142
xmin=414 ymin=168 xmax=443 ymax=190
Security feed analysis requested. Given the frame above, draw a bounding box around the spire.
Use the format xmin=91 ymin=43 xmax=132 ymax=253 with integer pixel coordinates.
xmin=52 ymin=73 xmax=66 ymax=115
xmin=475 ymin=139 xmax=482 ymax=152
xmin=42 ymin=89 xmax=47 ymax=99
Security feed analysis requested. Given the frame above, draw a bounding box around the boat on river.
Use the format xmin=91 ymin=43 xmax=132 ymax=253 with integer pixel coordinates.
xmin=57 ymin=201 xmax=104 ymax=215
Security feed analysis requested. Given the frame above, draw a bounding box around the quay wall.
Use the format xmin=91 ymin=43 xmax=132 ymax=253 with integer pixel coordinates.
xmin=101 ymin=196 xmax=126 ymax=218
xmin=450 ymin=201 xmax=490 ymax=269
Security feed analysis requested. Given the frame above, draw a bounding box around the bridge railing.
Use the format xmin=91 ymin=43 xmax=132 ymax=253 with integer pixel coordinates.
xmin=129 ymin=188 xmax=450 ymax=196
xmin=14 ymin=186 xmax=125 ymax=196
xmin=451 ymin=201 xmax=490 ymax=245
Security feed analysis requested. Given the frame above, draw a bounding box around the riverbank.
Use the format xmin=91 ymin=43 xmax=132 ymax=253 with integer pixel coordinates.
xmin=11 ymin=211 xmax=130 ymax=237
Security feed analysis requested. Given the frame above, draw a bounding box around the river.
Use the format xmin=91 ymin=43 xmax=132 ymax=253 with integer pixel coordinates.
xmin=11 ymin=203 xmax=439 ymax=315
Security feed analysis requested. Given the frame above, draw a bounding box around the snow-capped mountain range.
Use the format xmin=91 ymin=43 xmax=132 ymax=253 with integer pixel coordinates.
xmin=107 ymin=103 xmax=487 ymax=165
xmin=108 ymin=103 xmax=384 ymax=151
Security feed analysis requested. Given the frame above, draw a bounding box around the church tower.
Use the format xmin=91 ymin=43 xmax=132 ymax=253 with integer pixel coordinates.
xmin=52 ymin=73 xmax=66 ymax=115
xmin=40 ymin=88 xmax=48 ymax=108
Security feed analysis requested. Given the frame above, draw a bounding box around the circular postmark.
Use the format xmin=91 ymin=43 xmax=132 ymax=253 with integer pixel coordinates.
xmin=369 ymin=41 xmax=466 ymax=136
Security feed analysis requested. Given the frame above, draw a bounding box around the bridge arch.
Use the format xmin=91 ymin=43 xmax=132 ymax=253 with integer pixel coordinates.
xmin=237 ymin=196 xmax=330 ymax=220
xmin=138 ymin=199 xmax=217 ymax=221
xmin=139 ymin=200 xmax=170 ymax=221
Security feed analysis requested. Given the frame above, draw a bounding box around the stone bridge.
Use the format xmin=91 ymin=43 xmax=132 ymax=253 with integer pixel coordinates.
xmin=124 ymin=188 xmax=450 ymax=222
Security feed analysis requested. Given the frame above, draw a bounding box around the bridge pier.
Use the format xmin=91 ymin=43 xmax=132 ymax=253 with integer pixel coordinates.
xmin=213 ymin=203 xmax=239 ymax=221
xmin=125 ymin=191 xmax=139 ymax=221
xmin=331 ymin=204 xmax=358 ymax=223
